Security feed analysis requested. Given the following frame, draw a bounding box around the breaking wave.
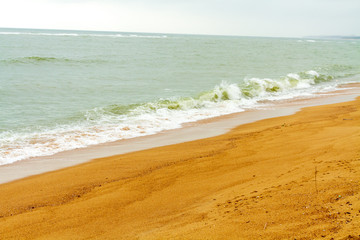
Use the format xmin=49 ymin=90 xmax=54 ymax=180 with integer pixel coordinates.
xmin=0 ymin=70 xmax=345 ymax=165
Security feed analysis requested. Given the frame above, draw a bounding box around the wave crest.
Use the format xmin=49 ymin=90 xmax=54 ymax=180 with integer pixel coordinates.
xmin=86 ymin=70 xmax=335 ymax=118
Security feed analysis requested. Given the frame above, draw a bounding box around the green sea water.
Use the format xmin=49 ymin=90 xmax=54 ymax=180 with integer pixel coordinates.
xmin=1 ymin=28 xmax=359 ymax=164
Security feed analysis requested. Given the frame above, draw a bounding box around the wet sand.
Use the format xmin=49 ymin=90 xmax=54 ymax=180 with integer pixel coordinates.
xmin=0 ymin=92 xmax=360 ymax=239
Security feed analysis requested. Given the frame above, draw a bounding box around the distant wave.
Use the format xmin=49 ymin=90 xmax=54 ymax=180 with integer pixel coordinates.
xmin=0 ymin=56 xmax=107 ymax=64
xmin=19 ymin=56 xmax=63 ymax=62
xmin=0 ymin=31 xmax=168 ymax=39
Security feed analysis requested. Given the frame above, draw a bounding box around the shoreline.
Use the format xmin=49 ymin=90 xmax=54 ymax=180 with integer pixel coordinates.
xmin=0 ymin=91 xmax=359 ymax=239
xmin=1 ymin=83 xmax=360 ymax=184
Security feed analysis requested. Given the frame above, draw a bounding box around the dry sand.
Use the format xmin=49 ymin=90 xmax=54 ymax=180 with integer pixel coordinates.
xmin=0 ymin=97 xmax=359 ymax=240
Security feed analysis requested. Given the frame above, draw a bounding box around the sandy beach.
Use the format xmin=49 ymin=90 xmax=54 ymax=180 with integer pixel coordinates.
xmin=1 ymin=95 xmax=360 ymax=239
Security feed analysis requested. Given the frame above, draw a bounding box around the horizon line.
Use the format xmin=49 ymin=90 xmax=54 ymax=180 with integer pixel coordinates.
xmin=2 ymin=27 xmax=359 ymax=40
xmin=0 ymin=26 xmax=306 ymax=39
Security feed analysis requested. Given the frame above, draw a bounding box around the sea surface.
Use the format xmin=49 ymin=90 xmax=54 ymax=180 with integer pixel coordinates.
xmin=1 ymin=28 xmax=359 ymax=165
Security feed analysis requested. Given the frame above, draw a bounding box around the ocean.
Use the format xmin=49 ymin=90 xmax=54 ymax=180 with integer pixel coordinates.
xmin=1 ymin=28 xmax=359 ymax=165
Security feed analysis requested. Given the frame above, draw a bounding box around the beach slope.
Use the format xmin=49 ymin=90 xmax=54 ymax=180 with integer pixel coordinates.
xmin=0 ymin=98 xmax=359 ymax=239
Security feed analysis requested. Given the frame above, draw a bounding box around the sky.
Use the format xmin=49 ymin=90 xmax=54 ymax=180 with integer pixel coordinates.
xmin=0 ymin=0 xmax=359 ymax=37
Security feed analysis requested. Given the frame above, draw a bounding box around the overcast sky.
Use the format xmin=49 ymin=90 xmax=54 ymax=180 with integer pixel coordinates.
xmin=0 ymin=0 xmax=359 ymax=37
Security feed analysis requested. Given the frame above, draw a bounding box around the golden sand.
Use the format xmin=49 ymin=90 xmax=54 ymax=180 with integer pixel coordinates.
xmin=0 ymin=98 xmax=359 ymax=239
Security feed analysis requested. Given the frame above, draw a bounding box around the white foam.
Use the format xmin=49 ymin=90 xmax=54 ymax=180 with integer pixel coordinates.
xmin=0 ymin=32 xmax=22 ymax=35
xmin=0 ymin=100 xmax=246 ymax=165
xmin=306 ymin=70 xmax=320 ymax=77
xmin=287 ymin=73 xmax=301 ymax=80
